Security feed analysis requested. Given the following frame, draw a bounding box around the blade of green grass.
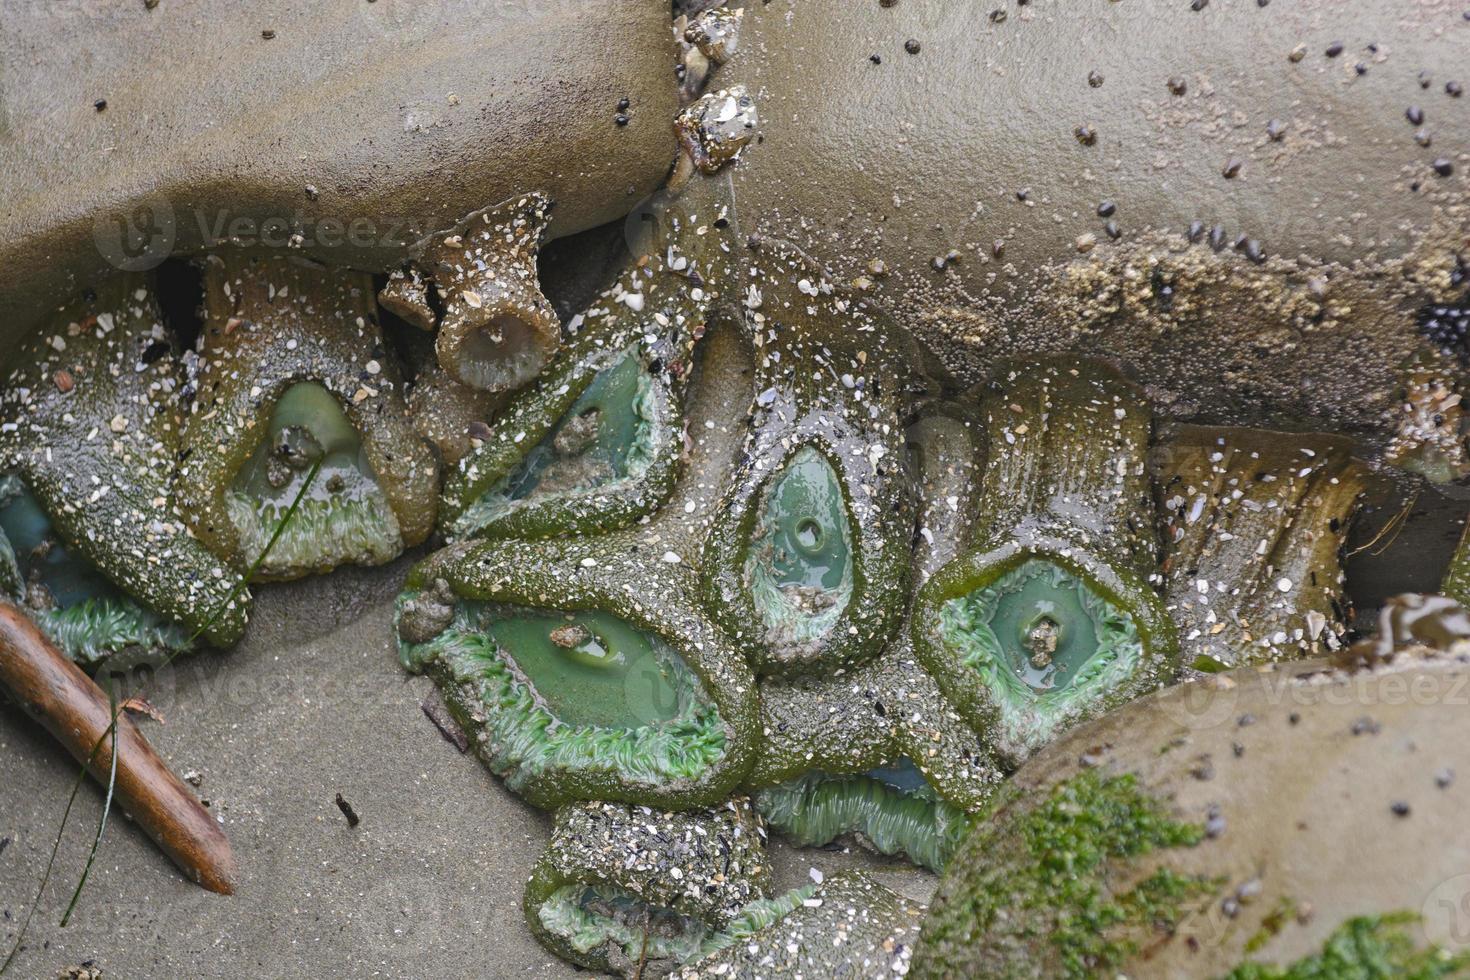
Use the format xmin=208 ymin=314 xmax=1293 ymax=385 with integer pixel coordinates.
xmin=60 ymin=678 xmax=120 ymax=927
xmin=1 ymin=458 xmax=322 ymax=974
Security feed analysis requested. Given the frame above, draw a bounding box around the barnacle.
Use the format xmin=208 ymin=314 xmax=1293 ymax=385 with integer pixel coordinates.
xmin=700 ymin=242 xmax=919 ymax=676
xmin=380 ymin=194 xmax=560 ymax=393
xmin=912 ymin=359 xmax=1178 ymax=768
xmin=396 ymin=534 xmax=759 ymax=810
xmin=0 ymin=274 xmax=248 ymax=658
xmin=524 ymin=798 xmax=770 ymax=977
xmin=1155 ymin=426 xmax=1368 ymax=673
xmin=676 ymin=871 xmax=926 ymax=979
xmin=176 ymin=251 xmax=438 ymax=580
xmin=440 ymin=170 xmax=740 ymax=542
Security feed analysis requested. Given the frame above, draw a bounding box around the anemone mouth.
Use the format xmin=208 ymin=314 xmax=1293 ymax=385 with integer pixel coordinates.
xmin=743 ymin=445 xmax=854 ymax=651
xmin=939 ymin=559 xmax=1144 ymax=742
xmin=403 ymin=599 xmax=726 ymax=797
xmin=0 ymin=474 xmax=187 ymax=665
xmin=227 ymin=381 xmax=402 ymax=580
xmin=539 ymin=884 xmax=712 ymax=968
xmin=756 ymin=757 xmax=972 ymax=873
xmin=452 ymin=349 xmax=661 ymax=535
xmin=451 ymin=313 xmax=555 ymax=391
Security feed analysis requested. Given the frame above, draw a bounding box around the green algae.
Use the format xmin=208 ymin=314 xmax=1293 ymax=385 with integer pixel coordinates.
xmin=755 ymin=758 xmax=973 ymax=872
xmin=1222 ymin=913 xmax=1470 ymax=980
xmin=914 ymin=769 xmax=1217 ymax=979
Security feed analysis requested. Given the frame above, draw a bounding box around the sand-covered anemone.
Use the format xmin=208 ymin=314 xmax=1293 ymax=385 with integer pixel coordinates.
xmin=0 ymin=274 xmax=249 ymax=660
xmin=175 ymin=251 xmax=438 ymax=581
xmin=1155 ymin=425 xmax=1369 ymax=673
xmin=395 ymin=535 xmax=759 ymax=810
xmin=742 ymin=400 xmax=999 ymax=871
xmin=676 ymin=870 xmax=928 ymax=980
xmin=379 ymin=194 xmax=560 ymax=394
xmin=439 ymin=164 xmax=743 ymax=543
xmin=913 ymin=359 xmax=1179 ymax=768
xmin=699 ymin=242 xmax=921 ymax=677
xmin=524 ymin=799 xmax=771 ymax=977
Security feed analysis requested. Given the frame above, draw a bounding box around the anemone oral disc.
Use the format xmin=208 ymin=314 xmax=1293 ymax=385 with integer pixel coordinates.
xmin=744 ymin=447 xmax=854 ymax=648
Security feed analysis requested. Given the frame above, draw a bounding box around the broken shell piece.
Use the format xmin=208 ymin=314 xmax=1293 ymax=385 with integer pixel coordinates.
xmin=525 ymin=798 xmax=771 ymax=978
xmin=912 ymin=359 xmax=1179 ymax=769
xmin=0 ymin=274 xmax=249 ymax=655
xmin=383 ymin=193 xmax=560 ymax=393
xmin=177 ymin=251 xmax=438 ymax=581
xmin=672 ymin=86 xmax=758 ymax=189
xmin=685 ymin=6 xmax=743 ymax=66
xmin=1155 ymin=425 xmax=1369 ymax=674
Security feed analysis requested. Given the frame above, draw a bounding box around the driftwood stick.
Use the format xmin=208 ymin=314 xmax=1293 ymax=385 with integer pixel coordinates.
xmin=0 ymin=602 xmax=235 ymax=894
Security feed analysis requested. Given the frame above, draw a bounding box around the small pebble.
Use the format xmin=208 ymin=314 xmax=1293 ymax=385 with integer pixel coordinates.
xmin=1325 ymin=41 xmax=1344 ymax=58
xmin=904 ymin=38 xmax=921 ymax=55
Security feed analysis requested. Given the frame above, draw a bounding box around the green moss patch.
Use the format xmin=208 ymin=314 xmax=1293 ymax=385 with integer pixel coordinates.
xmin=916 ymin=770 xmax=1218 ymax=979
